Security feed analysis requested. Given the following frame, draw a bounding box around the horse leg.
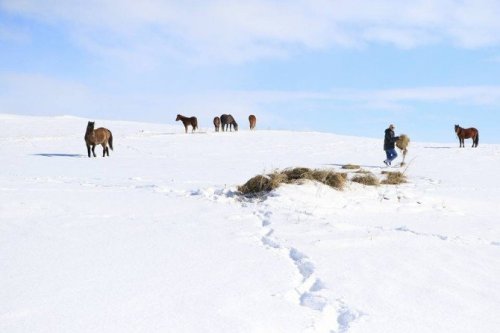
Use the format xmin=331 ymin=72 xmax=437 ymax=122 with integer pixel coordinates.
xmin=92 ymin=145 xmax=96 ymax=157
xmin=86 ymin=144 xmax=91 ymax=158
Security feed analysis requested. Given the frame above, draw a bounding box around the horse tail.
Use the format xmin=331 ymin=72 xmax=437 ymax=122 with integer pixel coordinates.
xmin=108 ymin=131 xmax=114 ymax=150
xmin=474 ymin=131 xmax=479 ymax=147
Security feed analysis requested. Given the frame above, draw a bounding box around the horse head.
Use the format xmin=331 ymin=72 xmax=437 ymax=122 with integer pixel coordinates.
xmin=233 ymin=122 xmax=238 ymax=131
xmin=175 ymin=114 xmax=182 ymax=121
xmin=86 ymin=121 xmax=95 ymax=133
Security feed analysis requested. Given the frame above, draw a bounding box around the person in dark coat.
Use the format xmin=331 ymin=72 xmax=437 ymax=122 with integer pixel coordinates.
xmin=383 ymin=124 xmax=400 ymax=166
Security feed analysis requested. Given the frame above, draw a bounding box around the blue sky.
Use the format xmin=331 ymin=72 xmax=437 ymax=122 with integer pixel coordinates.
xmin=1 ymin=0 xmax=500 ymax=142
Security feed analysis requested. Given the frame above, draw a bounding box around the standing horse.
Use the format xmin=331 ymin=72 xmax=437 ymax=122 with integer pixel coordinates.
xmin=213 ymin=116 xmax=221 ymax=132
xmin=84 ymin=121 xmax=113 ymax=158
xmin=220 ymin=114 xmax=238 ymax=132
xmin=248 ymin=114 xmax=256 ymax=130
xmin=455 ymin=124 xmax=479 ymax=148
xmin=176 ymin=114 xmax=198 ymax=133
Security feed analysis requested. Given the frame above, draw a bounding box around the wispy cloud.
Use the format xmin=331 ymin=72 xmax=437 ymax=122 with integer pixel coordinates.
xmin=2 ymin=73 xmax=500 ymax=121
xmin=3 ymin=0 xmax=500 ymax=65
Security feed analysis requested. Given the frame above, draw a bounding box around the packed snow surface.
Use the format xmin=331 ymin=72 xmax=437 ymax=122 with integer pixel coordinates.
xmin=1 ymin=114 xmax=500 ymax=333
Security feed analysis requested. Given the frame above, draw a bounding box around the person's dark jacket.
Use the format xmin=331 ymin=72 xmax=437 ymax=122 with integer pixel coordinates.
xmin=384 ymin=128 xmax=399 ymax=150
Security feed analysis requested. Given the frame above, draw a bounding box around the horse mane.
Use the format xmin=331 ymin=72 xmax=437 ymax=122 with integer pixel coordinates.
xmin=85 ymin=122 xmax=94 ymax=136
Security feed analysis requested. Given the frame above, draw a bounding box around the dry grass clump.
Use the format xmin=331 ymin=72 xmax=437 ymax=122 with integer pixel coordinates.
xmin=351 ymin=173 xmax=379 ymax=186
xmin=282 ymin=167 xmax=312 ymax=180
xmin=342 ymin=164 xmax=361 ymax=170
xmin=305 ymin=170 xmax=347 ymax=189
xmin=381 ymin=171 xmax=407 ymax=185
xmin=355 ymin=169 xmax=371 ymax=174
xmin=238 ymin=172 xmax=287 ymax=194
xmin=238 ymin=167 xmax=347 ymax=195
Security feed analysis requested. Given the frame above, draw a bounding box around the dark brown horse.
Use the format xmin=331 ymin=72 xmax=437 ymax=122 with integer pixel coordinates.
xmin=84 ymin=121 xmax=113 ymax=157
xmin=455 ymin=124 xmax=479 ymax=148
xmin=249 ymin=114 xmax=256 ymax=130
xmin=213 ymin=116 xmax=221 ymax=132
xmin=176 ymin=114 xmax=198 ymax=133
xmin=220 ymin=114 xmax=238 ymax=132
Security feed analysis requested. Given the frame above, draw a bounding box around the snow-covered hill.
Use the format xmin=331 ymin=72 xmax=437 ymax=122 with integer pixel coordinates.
xmin=1 ymin=114 xmax=500 ymax=333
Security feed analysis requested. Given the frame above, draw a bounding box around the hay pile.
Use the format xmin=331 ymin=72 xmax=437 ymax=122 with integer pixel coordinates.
xmin=381 ymin=171 xmax=407 ymax=185
xmin=237 ymin=173 xmax=286 ymax=194
xmin=238 ymin=167 xmax=347 ymax=195
xmin=351 ymin=173 xmax=379 ymax=186
xmin=239 ymin=165 xmax=410 ymax=196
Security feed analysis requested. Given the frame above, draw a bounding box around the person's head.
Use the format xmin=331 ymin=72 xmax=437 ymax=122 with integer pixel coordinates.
xmin=389 ymin=124 xmax=395 ymax=130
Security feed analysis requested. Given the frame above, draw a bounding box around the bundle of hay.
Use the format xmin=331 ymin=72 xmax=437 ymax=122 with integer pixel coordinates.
xmin=238 ymin=172 xmax=287 ymax=194
xmin=351 ymin=173 xmax=379 ymax=186
xmin=381 ymin=171 xmax=407 ymax=185
xmin=396 ymin=134 xmax=410 ymax=165
xmin=282 ymin=167 xmax=312 ymax=181
xmin=304 ymin=169 xmax=347 ymax=189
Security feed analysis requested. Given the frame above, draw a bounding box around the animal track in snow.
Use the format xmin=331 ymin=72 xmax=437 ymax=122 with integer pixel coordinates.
xmin=190 ymin=187 xmax=366 ymax=332
xmin=253 ymin=203 xmax=364 ymax=332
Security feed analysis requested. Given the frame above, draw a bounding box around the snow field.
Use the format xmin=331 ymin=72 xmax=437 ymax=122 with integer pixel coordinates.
xmin=1 ymin=114 xmax=500 ymax=332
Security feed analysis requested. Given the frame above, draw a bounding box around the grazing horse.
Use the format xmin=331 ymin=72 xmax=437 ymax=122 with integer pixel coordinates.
xmin=213 ymin=116 xmax=221 ymax=132
xmin=249 ymin=114 xmax=256 ymax=130
xmin=220 ymin=114 xmax=238 ymax=132
xmin=176 ymin=114 xmax=198 ymax=133
xmin=84 ymin=121 xmax=113 ymax=158
xmin=455 ymin=124 xmax=479 ymax=148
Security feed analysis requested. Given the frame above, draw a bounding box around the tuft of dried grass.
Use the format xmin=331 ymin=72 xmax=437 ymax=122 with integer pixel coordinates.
xmin=306 ymin=170 xmax=347 ymax=190
xmin=342 ymin=164 xmax=360 ymax=170
xmin=355 ymin=169 xmax=371 ymax=174
xmin=282 ymin=167 xmax=312 ymax=180
xmin=351 ymin=173 xmax=379 ymax=186
xmin=381 ymin=171 xmax=407 ymax=185
xmin=238 ymin=175 xmax=272 ymax=194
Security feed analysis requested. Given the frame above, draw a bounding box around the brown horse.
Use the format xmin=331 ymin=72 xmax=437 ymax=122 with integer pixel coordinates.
xmin=213 ymin=116 xmax=221 ymax=132
xmin=220 ymin=114 xmax=238 ymax=132
xmin=249 ymin=114 xmax=256 ymax=130
xmin=455 ymin=124 xmax=479 ymax=148
xmin=176 ymin=114 xmax=198 ymax=133
xmin=84 ymin=121 xmax=113 ymax=157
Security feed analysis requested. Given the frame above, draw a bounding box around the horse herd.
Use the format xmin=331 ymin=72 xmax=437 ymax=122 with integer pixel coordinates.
xmin=83 ymin=120 xmax=479 ymax=158
xmin=175 ymin=113 xmax=256 ymax=133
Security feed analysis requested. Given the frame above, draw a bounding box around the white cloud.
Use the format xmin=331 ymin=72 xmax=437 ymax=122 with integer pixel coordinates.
xmin=2 ymin=73 xmax=500 ymax=122
xmin=3 ymin=0 xmax=500 ymax=65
